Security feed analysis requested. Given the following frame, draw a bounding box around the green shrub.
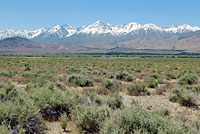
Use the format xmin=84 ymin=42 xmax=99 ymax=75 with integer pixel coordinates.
xmin=135 ymin=69 xmax=141 ymax=73
xmin=108 ymin=74 xmax=114 ymax=79
xmin=178 ymin=73 xmax=198 ymax=85
xmin=59 ymin=113 xmax=68 ymax=132
xmin=145 ymin=77 xmax=158 ymax=88
xmin=115 ymin=71 xmax=134 ymax=82
xmin=127 ymin=84 xmax=150 ymax=96
xmin=68 ymin=75 xmax=93 ymax=87
xmin=166 ymin=72 xmax=176 ymax=79
xmin=22 ymin=72 xmax=38 ymax=78
xmin=106 ymin=93 xmax=123 ymax=109
xmin=152 ymin=108 xmax=170 ymax=117
xmin=97 ymin=81 xmax=121 ymax=95
xmin=0 ymin=93 xmax=38 ymax=126
xmin=0 ymin=125 xmax=9 ymax=134
xmin=186 ymin=85 xmax=200 ymax=93
xmin=169 ymin=94 xmax=178 ymax=102
xmin=0 ymin=86 xmax=17 ymax=102
xmin=75 ymin=105 xmax=110 ymax=133
xmin=67 ymin=66 xmax=81 ymax=74
xmin=194 ymin=120 xmax=200 ymax=131
xmin=26 ymin=81 xmax=72 ymax=121
xmin=177 ymin=71 xmax=187 ymax=78
xmin=156 ymin=86 xmax=166 ymax=95
xmin=178 ymin=90 xmax=197 ymax=107
xmin=100 ymin=119 xmax=125 ymax=134
xmin=92 ymin=71 xmax=100 ymax=75
xmin=100 ymin=107 xmax=186 ymax=134
xmin=24 ymin=64 xmax=31 ymax=71
xmin=89 ymin=93 xmax=104 ymax=106
xmin=101 ymin=80 xmax=113 ymax=90
xmin=28 ymin=83 xmax=70 ymax=108
xmin=0 ymin=70 xmax=12 ymax=77
xmin=170 ymin=88 xmax=197 ymax=107
xmin=41 ymin=71 xmax=58 ymax=82
xmin=0 ymin=84 xmax=38 ymax=127
xmin=157 ymin=78 xmax=164 ymax=84
xmin=5 ymin=81 xmax=15 ymax=94
xmin=150 ymin=73 xmax=160 ymax=79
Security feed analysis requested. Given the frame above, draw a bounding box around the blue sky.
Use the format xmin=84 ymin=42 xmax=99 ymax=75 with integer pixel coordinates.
xmin=1 ymin=0 xmax=200 ymax=30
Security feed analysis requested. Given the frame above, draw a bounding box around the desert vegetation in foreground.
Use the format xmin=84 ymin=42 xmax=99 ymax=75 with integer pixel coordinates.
xmin=0 ymin=55 xmax=200 ymax=134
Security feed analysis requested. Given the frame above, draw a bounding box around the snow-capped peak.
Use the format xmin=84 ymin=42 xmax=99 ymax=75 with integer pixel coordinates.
xmin=94 ymin=20 xmax=104 ymax=25
xmin=165 ymin=24 xmax=200 ymax=33
xmin=79 ymin=21 xmax=113 ymax=35
xmin=142 ymin=24 xmax=163 ymax=31
xmin=0 ymin=21 xmax=200 ymax=40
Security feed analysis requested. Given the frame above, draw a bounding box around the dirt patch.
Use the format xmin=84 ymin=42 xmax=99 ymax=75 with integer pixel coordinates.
xmin=45 ymin=121 xmax=78 ymax=134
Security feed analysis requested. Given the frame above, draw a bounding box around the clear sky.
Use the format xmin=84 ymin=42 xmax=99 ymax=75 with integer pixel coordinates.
xmin=1 ymin=0 xmax=200 ymax=30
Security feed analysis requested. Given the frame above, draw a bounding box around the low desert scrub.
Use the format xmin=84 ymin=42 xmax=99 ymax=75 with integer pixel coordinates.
xmin=108 ymin=74 xmax=114 ymax=79
xmin=169 ymin=88 xmax=198 ymax=107
xmin=145 ymin=77 xmax=158 ymax=88
xmin=135 ymin=69 xmax=141 ymax=73
xmin=186 ymin=85 xmax=200 ymax=93
xmin=152 ymin=108 xmax=171 ymax=117
xmin=157 ymin=77 xmax=164 ymax=84
xmin=24 ymin=63 xmax=31 ymax=71
xmin=0 ymin=125 xmax=9 ymax=134
xmin=89 ymin=93 xmax=104 ymax=106
xmin=0 ymin=91 xmax=42 ymax=133
xmin=150 ymin=73 xmax=160 ymax=79
xmin=97 ymin=80 xmax=121 ymax=95
xmin=68 ymin=75 xmax=93 ymax=87
xmin=106 ymin=93 xmax=124 ymax=109
xmin=166 ymin=71 xmax=176 ymax=79
xmin=22 ymin=71 xmax=38 ymax=78
xmin=178 ymin=73 xmax=198 ymax=85
xmin=28 ymin=83 xmax=70 ymax=108
xmin=0 ymin=70 xmax=13 ymax=77
xmin=101 ymin=80 xmax=113 ymax=90
xmin=127 ymin=84 xmax=150 ymax=96
xmin=100 ymin=107 xmax=187 ymax=134
xmin=115 ymin=71 xmax=134 ymax=82
xmin=155 ymin=83 xmax=170 ymax=95
xmin=101 ymin=80 xmax=121 ymax=90
xmin=74 ymin=104 xmax=110 ymax=134
xmin=59 ymin=113 xmax=68 ymax=132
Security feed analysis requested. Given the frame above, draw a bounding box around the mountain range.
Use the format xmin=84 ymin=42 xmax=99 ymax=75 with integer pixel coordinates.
xmin=0 ymin=21 xmax=200 ymax=54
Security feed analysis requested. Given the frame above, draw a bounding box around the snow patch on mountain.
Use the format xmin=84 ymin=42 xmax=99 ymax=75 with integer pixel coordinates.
xmin=164 ymin=24 xmax=200 ymax=33
xmin=0 ymin=21 xmax=200 ymax=40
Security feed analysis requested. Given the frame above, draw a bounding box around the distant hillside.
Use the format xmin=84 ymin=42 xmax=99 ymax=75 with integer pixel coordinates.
xmin=176 ymin=31 xmax=200 ymax=53
xmin=0 ymin=37 xmax=106 ymax=54
xmin=0 ymin=37 xmax=42 ymax=49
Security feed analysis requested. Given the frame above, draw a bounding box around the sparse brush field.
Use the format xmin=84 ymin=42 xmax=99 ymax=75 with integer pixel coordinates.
xmin=0 ymin=55 xmax=200 ymax=134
